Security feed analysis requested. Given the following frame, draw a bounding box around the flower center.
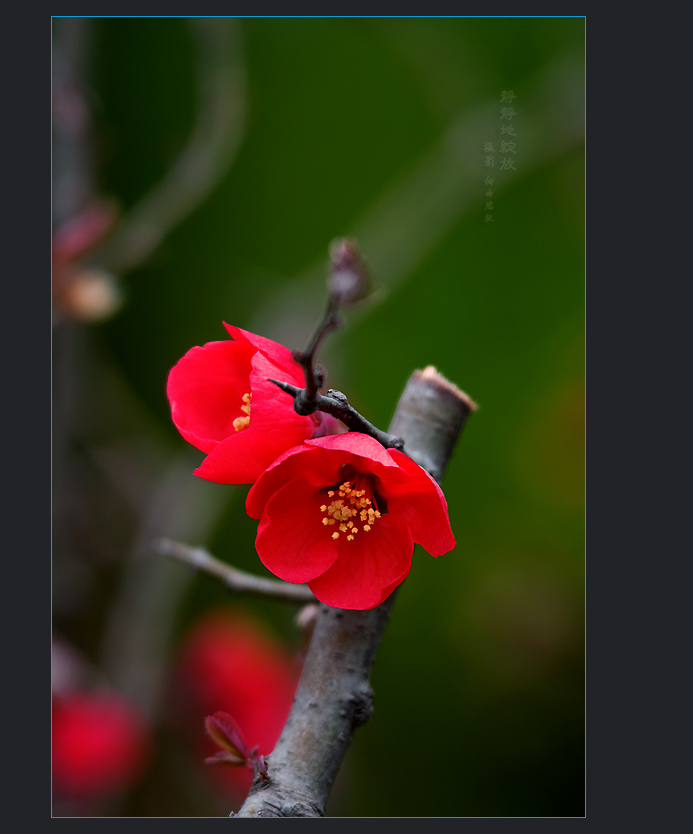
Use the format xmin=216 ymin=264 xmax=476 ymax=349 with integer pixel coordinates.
xmin=319 ymin=474 xmax=382 ymax=542
xmin=232 ymin=392 xmax=251 ymax=432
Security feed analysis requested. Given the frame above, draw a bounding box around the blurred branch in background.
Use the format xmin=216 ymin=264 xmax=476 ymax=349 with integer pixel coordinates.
xmin=98 ymin=454 xmax=233 ymax=722
xmin=87 ymin=17 xmax=247 ymax=277
xmin=52 ymin=12 xmax=249 ymax=780
xmin=52 ymin=18 xmax=124 ymax=324
xmin=155 ymin=538 xmax=317 ymax=604
xmin=251 ymin=51 xmax=584 ymax=352
xmin=53 ymin=17 xmax=96 ymax=227
xmin=53 ymin=17 xmax=247 ymax=323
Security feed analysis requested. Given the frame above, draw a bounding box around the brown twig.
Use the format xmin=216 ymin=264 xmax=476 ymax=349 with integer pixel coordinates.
xmin=291 ymin=299 xmax=342 ymax=413
xmin=269 ymin=379 xmax=404 ymax=451
xmin=282 ymin=239 xmax=383 ymax=434
xmin=154 ymin=537 xmax=316 ymax=605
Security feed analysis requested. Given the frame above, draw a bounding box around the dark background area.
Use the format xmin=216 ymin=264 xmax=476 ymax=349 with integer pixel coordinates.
xmin=52 ymin=16 xmax=584 ymax=817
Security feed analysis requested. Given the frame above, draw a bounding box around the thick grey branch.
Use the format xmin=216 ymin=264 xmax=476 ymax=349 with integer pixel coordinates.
xmin=154 ymin=537 xmax=316 ymax=604
xmin=235 ymin=366 xmax=475 ymax=817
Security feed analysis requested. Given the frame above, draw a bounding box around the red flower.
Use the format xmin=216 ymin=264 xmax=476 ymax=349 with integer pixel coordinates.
xmin=52 ymin=692 xmax=149 ymax=801
xmin=174 ymin=609 xmax=300 ymax=796
xmin=167 ymin=324 xmax=320 ymax=484
xmin=246 ymin=433 xmax=456 ymax=610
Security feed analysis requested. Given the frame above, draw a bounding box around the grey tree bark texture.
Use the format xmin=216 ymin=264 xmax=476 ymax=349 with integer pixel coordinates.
xmin=234 ymin=366 xmax=476 ymax=817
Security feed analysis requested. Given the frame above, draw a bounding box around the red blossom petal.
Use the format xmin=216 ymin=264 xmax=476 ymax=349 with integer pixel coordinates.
xmin=246 ymin=444 xmax=331 ymax=519
xmin=247 ymin=433 xmax=398 ymax=519
xmin=254 ymin=478 xmax=339 ymax=583
xmin=383 ymin=450 xmax=456 ymax=557
xmin=308 ymin=514 xmax=415 ymax=609
xmin=167 ymin=340 xmax=255 ymax=453
xmin=190 ymin=350 xmax=317 ymax=484
xmin=195 ymin=411 xmax=315 ymax=485
xmin=305 ymin=432 xmax=400 ymax=469
xmin=223 ymin=323 xmax=304 ymax=381
xmin=248 ymin=352 xmax=319 ymax=436
xmin=167 ymin=324 xmax=314 ymax=478
xmin=245 ymin=432 xmax=453 ymax=608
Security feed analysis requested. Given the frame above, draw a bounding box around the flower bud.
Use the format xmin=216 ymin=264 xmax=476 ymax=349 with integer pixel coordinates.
xmin=327 ymin=238 xmax=373 ymax=306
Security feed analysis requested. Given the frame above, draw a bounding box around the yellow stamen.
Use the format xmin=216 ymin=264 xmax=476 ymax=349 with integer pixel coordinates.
xmin=233 ymin=392 xmax=252 ymax=432
xmin=319 ymin=474 xmax=383 ymax=543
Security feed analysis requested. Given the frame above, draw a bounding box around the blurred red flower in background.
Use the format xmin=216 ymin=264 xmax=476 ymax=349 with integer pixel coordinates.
xmin=246 ymin=432 xmax=456 ymax=610
xmin=52 ymin=691 xmax=150 ymax=803
xmin=167 ymin=325 xmax=320 ymax=484
xmin=173 ymin=607 xmax=300 ymax=797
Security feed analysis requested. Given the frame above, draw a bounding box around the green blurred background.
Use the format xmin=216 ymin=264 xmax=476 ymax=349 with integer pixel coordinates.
xmin=52 ymin=16 xmax=584 ymax=817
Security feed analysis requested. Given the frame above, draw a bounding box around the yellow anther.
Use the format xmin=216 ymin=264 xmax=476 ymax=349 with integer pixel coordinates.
xmin=321 ymin=475 xmax=382 ymax=542
xmin=233 ymin=392 xmax=252 ymax=432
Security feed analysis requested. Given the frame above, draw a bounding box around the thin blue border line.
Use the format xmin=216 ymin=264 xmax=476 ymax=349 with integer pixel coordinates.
xmin=50 ymin=14 xmax=55 ymax=816
xmin=50 ymin=14 xmax=587 ymax=18
xmin=50 ymin=815 xmax=588 ymax=819
xmin=583 ymin=12 xmax=587 ymax=821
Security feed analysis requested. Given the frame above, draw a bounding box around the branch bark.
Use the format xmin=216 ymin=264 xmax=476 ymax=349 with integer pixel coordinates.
xmin=234 ymin=366 xmax=476 ymax=817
